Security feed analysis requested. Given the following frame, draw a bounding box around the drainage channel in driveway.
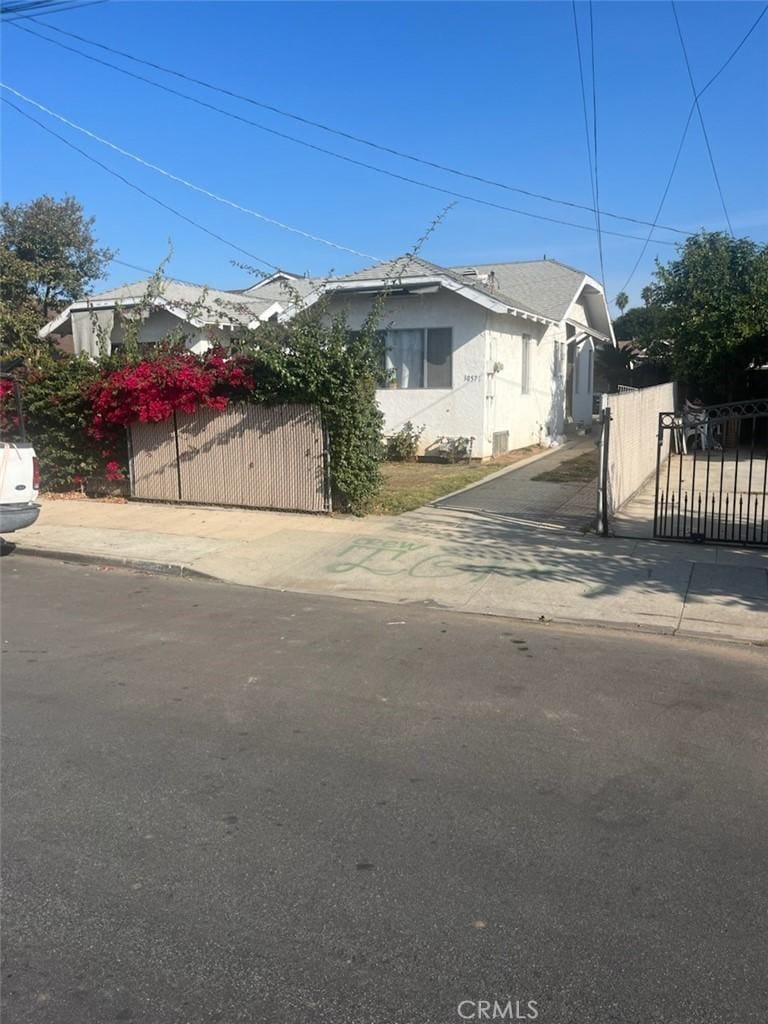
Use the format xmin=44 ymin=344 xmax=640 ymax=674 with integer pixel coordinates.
xmin=434 ymin=439 xmax=599 ymax=529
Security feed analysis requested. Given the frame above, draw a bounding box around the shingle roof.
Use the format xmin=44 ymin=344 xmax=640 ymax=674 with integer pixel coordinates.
xmin=236 ymin=275 xmax=323 ymax=305
xmin=69 ymin=278 xmax=276 ymax=325
xmin=330 ymin=255 xmax=589 ymax=322
xmin=449 ymin=260 xmax=587 ymax=322
xmin=333 ymin=255 xmax=449 ymax=283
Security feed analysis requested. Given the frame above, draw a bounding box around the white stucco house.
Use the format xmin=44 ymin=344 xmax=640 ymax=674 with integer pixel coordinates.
xmin=43 ymin=257 xmax=614 ymax=461
xmin=245 ymin=255 xmax=615 ymax=459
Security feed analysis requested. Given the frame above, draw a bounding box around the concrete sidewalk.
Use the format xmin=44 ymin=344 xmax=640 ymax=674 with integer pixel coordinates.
xmin=7 ymin=495 xmax=768 ymax=645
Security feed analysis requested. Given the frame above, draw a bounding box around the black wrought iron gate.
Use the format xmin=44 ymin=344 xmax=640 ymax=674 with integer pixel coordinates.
xmin=654 ymin=399 xmax=768 ymax=546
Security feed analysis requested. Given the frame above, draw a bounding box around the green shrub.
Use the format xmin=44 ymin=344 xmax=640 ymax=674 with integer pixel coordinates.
xmin=1 ymin=352 xmax=118 ymax=491
xmin=385 ymin=421 xmax=424 ymax=461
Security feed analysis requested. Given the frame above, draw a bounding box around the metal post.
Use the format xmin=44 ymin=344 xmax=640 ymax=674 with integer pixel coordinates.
xmin=653 ymin=412 xmax=665 ymax=538
xmin=172 ymin=411 xmax=183 ymax=501
xmin=596 ymin=406 xmax=611 ymax=535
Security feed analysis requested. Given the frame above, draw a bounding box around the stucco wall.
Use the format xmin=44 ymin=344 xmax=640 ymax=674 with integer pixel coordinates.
xmin=485 ymin=314 xmax=565 ymax=451
xmin=571 ymin=337 xmax=595 ymax=425
xmin=108 ymin=308 xmax=223 ymax=354
xmin=326 ymin=289 xmax=491 ymax=456
xmin=564 ymin=289 xmax=600 ymax=426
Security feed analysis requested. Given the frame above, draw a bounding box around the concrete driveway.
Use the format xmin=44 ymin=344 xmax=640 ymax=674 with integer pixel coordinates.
xmin=435 ymin=437 xmax=598 ymax=529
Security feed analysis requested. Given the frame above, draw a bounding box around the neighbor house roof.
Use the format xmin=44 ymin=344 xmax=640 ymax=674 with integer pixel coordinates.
xmin=237 ymin=270 xmax=322 ymax=301
xmin=39 ymin=278 xmax=281 ymax=338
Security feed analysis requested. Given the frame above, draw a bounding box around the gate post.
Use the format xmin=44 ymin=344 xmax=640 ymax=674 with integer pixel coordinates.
xmin=596 ymin=405 xmax=611 ymax=535
xmin=652 ymin=412 xmax=665 ymax=539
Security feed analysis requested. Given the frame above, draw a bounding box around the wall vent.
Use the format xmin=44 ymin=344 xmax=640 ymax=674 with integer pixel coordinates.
xmin=492 ymin=431 xmax=510 ymax=456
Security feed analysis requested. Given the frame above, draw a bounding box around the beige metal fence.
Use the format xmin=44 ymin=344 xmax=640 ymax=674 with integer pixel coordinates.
xmin=129 ymin=403 xmax=329 ymax=513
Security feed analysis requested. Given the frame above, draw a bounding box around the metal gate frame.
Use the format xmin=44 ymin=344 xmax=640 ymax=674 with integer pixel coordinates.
xmin=653 ymin=398 xmax=768 ymax=546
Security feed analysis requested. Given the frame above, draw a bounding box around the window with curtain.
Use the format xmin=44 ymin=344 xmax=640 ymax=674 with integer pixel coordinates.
xmin=521 ymin=334 xmax=531 ymax=394
xmin=384 ymin=328 xmax=452 ymax=388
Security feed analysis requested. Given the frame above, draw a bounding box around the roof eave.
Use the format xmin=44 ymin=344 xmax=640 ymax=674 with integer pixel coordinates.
xmin=309 ymin=276 xmax=554 ymax=325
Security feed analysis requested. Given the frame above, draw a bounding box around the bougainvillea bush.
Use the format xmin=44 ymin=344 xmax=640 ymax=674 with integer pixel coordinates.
xmin=3 ymin=310 xmax=385 ymax=511
xmin=88 ymin=349 xmax=255 ymax=435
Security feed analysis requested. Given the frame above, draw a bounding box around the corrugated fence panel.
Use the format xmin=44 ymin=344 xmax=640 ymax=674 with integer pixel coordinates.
xmin=129 ymin=403 xmax=328 ymax=513
xmin=129 ymin=420 xmax=180 ymax=501
xmin=605 ymin=382 xmax=676 ymax=513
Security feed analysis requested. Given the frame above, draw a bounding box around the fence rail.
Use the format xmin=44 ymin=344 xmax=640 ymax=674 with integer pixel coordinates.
xmin=653 ymin=399 xmax=768 ymax=546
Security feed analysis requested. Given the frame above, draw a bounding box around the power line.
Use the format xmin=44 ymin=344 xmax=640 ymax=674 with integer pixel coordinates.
xmin=1 ymin=96 xmax=282 ymax=272
xmin=588 ymin=2 xmax=606 ymax=291
xmin=618 ymin=3 xmax=767 ymax=295
xmin=1 ymin=83 xmax=381 ymax=261
xmin=14 ymin=15 xmax=694 ymax=236
xmin=0 ymin=1 xmax=105 ymax=21
xmin=671 ymin=0 xmax=734 ymax=234
xmin=571 ymin=1 xmax=598 ymax=221
xmin=9 ymin=19 xmax=681 ymax=246
xmin=112 ymin=257 xmax=157 ymax=276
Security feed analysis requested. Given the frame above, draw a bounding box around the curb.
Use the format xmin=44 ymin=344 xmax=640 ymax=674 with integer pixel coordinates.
xmin=12 ymin=544 xmax=765 ymax=649
xmin=11 ymin=544 xmax=218 ymax=582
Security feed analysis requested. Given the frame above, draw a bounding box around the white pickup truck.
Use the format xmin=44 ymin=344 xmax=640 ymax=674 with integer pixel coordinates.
xmin=0 ymin=442 xmax=41 ymax=534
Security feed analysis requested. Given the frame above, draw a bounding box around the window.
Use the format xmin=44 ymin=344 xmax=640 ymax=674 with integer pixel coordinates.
xmin=587 ymin=346 xmax=594 ymax=389
xmin=521 ymin=334 xmax=531 ymax=395
xmin=384 ymin=328 xmax=452 ymax=389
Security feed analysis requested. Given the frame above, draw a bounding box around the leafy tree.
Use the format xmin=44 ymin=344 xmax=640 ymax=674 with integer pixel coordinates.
xmin=1 ymin=195 xmax=113 ymax=337
xmin=646 ymin=231 xmax=768 ymax=401
xmin=615 ymin=290 xmax=629 ymax=314
xmin=595 ymin=342 xmax=639 ymax=391
xmin=613 ymin=303 xmax=670 ymax=348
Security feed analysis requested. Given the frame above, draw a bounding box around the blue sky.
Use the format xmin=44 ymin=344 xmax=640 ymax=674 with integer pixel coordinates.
xmin=2 ymin=0 xmax=766 ymax=308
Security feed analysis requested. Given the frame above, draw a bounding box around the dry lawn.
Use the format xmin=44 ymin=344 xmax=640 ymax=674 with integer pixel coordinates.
xmin=370 ymin=446 xmax=540 ymax=515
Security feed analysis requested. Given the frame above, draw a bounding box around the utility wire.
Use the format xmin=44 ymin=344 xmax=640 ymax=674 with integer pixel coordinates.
xmin=1 ymin=1 xmax=105 ymax=21
xmin=10 ymin=18 xmax=683 ymax=244
xmin=1 ymin=83 xmax=381 ymax=261
xmin=1 ymin=96 xmax=282 ymax=272
xmin=618 ymin=3 xmax=766 ymax=295
xmin=571 ymin=1 xmax=598 ymax=219
xmin=588 ymin=1 xmax=607 ymax=291
xmin=671 ymin=0 xmax=733 ymax=234
xmin=14 ymin=14 xmax=691 ymax=234
xmin=112 ymin=257 xmax=158 ymax=276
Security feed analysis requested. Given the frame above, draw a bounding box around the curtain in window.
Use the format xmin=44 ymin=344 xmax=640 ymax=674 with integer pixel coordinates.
xmin=386 ymin=330 xmax=424 ymax=388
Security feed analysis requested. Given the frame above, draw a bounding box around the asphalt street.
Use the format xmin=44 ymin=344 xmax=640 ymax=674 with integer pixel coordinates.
xmin=2 ymin=557 xmax=767 ymax=1024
